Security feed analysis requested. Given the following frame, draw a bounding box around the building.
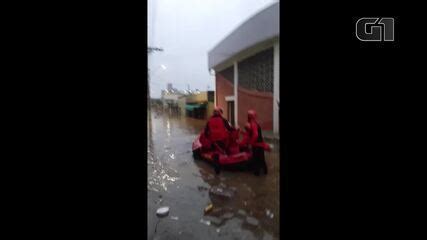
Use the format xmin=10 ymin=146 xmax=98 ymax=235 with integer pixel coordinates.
xmin=185 ymin=91 xmax=215 ymax=119
xmin=167 ymin=83 xmax=173 ymax=91
xmin=177 ymin=95 xmax=187 ymax=116
xmin=208 ymin=2 xmax=279 ymax=135
xmin=161 ymin=83 xmax=183 ymax=115
xmin=150 ymin=98 xmax=163 ymax=112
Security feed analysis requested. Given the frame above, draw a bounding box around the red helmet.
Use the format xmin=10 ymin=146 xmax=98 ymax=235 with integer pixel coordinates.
xmin=213 ymin=106 xmax=223 ymax=116
xmin=247 ymin=109 xmax=257 ymax=121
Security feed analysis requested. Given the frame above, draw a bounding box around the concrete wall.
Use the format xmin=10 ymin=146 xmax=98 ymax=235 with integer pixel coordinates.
xmin=215 ymin=73 xmax=234 ymax=122
xmin=237 ymin=86 xmax=273 ymax=130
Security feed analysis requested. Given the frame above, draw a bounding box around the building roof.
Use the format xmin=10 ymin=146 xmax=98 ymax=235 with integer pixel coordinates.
xmin=208 ymin=2 xmax=279 ymax=70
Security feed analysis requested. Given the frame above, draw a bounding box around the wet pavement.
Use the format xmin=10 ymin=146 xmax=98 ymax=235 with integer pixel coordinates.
xmin=148 ymin=111 xmax=280 ymax=240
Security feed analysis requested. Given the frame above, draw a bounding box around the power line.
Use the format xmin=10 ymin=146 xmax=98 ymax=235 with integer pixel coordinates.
xmin=148 ymin=47 xmax=163 ymax=54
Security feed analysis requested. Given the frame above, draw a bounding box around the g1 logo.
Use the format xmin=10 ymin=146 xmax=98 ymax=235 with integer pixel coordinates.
xmin=356 ymin=17 xmax=394 ymax=42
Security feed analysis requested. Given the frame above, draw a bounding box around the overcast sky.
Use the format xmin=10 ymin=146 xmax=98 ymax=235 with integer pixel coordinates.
xmin=148 ymin=0 xmax=278 ymax=98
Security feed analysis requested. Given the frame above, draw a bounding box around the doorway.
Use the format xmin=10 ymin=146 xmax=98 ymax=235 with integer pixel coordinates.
xmin=227 ymin=100 xmax=235 ymax=127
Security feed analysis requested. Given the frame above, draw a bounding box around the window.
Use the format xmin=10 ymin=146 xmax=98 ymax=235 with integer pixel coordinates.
xmin=238 ymin=47 xmax=274 ymax=92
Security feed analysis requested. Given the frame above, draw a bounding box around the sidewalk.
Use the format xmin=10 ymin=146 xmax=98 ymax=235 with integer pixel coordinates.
xmin=263 ymin=130 xmax=280 ymax=144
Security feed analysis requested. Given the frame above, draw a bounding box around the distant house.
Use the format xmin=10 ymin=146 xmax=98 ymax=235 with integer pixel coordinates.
xmin=161 ymin=84 xmax=183 ymax=115
xmin=185 ymin=91 xmax=215 ymax=119
xmin=177 ymin=95 xmax=186 ymax=117
xmin=208 ymin=2 xmax=279 ymax=134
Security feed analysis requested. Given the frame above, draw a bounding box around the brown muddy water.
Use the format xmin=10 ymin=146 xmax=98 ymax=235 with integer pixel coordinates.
xmin=148 ymin=111 xmax=280 ymax=240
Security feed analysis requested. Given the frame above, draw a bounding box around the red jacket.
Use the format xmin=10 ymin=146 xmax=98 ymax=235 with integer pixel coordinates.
xmin=205 ymin=116 xmax=230 ymax=142
xmin=239 ymin=130 xmax=250 ymax=147
xmin=248 ymin=120 xmax=271 ymax=151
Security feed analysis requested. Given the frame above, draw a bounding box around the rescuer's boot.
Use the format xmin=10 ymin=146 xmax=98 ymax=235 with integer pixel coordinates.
xmin=213 ymin=154 xmax=221 ymax=175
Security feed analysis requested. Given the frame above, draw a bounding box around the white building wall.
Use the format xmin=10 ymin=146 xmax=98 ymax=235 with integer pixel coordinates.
xmin=233 ymin=61 xmax=238 ymax=127
xmin=273 ymin=41 xmax=280 ymax=135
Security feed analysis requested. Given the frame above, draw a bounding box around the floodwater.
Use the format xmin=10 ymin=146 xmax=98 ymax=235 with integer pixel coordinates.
xmin=147 ymin=111 xmax=280 ymax=240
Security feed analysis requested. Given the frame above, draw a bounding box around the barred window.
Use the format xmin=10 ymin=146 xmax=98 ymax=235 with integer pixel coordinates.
xmin=238 ymin=47 xmax=274 ymax=92
xmin=218 ymin=66 xmax=234 ymax=84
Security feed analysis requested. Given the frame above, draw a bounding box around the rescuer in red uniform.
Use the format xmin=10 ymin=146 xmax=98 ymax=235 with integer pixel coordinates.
xmin=246 ymin=110 xmax=269 ymax=175
xmin=204 ymin=106 xmax=234 ymax=152
xmin=238 ymin=123 xmax=252 ymax=152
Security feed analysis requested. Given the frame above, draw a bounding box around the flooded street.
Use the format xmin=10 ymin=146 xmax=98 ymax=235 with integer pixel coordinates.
xmin=148 ymin=112 xmax=280 ymax=240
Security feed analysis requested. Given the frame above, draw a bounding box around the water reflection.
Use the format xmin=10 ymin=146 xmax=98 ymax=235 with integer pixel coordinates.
xmin=192 ymin=143 xmax=280 ymax=238
xmin=147 ymin=111 xmax=280 ymax=240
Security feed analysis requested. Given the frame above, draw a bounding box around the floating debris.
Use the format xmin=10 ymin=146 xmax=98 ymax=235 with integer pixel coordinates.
xmin=211 ymin=207 xmax=223 ymax=215
xmin=148 ymin=187 xmax=159 ymax=192
xmin=206 ymin=174 xmax=215 ymax=180
xmin=170 ymin=216 xmax=179 ymax=220
xmin=200 ymin=218 xmax=211 ymax=226
xmin=209 ymin=186 xmax=235 ymax=198
xmin=265 ymin=209 xmax=274 ymax=218
xmin=156 ymin=207 xmax=169 ymax=217
xmin=221 ymin=212 xmax=234 ymax=219
xmin=208 ymin=216 xmax=223 ymax=226
xmin=216 ymin=228 xmax=221 ymax=233
xmin=246 ymin=216 xmax=259 ymax=226
xmin=204 ymin=204 xmax=213 ymax=213
xmin=237 ymin=209 xmax=247 ymax=216
xmin=198 ymin=186 xmax=208 ymax=191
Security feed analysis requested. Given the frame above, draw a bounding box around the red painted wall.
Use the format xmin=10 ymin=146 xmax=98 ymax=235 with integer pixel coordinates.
xmin=215 ymin=73 xmax=234 ymax=122
xmin=237 ymin=86 xmax=273 ymax=130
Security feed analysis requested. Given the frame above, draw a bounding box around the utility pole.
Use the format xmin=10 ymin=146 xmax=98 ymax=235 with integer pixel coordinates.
xmin=147 ymin=47 xmax=163 ymax=118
